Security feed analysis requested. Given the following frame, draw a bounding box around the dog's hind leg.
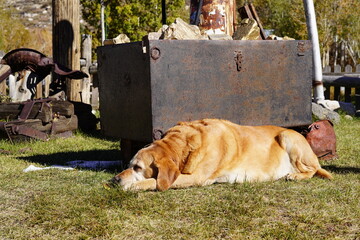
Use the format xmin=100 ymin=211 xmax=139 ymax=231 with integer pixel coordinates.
xmin=277 ymin=129 xmax=332 ymax=180
xmin=285 ymin=171 xmax=316 ymax=181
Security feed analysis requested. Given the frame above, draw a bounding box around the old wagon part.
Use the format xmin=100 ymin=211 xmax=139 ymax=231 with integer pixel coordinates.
xmin=18 ymin=98 xmax=54 ymax=121
xmin=0 ymin=98 xmax=77 ymax=142
xmin=0 ymin=98 xmax=54 ymax=142
xmin=0 ymin=48 xmax=88 ymax=84
xmin=0 ymin=121 xmax=48 ymax=143
xmin=0 ymin=65 xmax=11 ymax=83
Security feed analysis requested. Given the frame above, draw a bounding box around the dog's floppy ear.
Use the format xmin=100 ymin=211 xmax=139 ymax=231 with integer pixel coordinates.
xmin=154 ymin=157 xmax=180 ymax=191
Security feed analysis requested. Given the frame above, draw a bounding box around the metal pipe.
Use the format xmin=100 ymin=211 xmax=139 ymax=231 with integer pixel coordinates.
xmin=162 ymin=0 xmax=166 ymax=25
xmin=303 ymin=0 xmax=325 ymax=103
xmin=101 ymin=1 xmax=106 ymax=45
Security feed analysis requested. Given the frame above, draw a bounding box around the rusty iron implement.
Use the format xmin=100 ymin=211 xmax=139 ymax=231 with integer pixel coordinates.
xmin=0 ymin=98 xmax=78 ymax=142
xmin=98 ymin=40 xmax=313 ymax=143
xmin=0 ymin=98 xmax=54 ymax=142
xmin=0 ymin=121 xmax=48 ymax=142
xmin=0 ymin=48 xmax=88 ymax=85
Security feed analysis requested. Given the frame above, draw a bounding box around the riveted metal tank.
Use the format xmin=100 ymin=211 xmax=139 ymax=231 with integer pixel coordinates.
xmin=97 ymin=39 xmax=313 ymax=142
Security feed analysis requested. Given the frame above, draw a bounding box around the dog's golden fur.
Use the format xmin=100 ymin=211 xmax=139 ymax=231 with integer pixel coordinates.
xmin=112 ymin=119 xmax=332 ymax=191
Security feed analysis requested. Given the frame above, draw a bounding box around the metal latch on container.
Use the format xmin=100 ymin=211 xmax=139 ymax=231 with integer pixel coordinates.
xmin=234 ymin=51 xmax=243 ymax=72
xmin=297 ymin=41 xmax=306 ymax=56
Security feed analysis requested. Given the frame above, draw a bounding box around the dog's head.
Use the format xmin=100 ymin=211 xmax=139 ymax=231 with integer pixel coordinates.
xmin=111 ymin=144 xmax=181 ymax=191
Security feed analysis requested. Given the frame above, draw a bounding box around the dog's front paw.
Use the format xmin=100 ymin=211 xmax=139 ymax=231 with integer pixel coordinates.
xmin=285 ymin=173 xmax=299 ymax=181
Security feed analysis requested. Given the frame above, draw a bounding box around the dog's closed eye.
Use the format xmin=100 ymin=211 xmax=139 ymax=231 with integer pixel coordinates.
xmin=133 ymin=165 xmax=142 ymax=172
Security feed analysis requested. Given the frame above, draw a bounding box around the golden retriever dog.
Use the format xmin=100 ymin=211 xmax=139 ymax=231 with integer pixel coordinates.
xmin=111 ymin=119 xmax=332 ymax=191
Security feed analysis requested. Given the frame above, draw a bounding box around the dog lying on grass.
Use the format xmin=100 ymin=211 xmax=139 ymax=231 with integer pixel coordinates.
xmin=110 ymin=119 xmax=332 ymax=191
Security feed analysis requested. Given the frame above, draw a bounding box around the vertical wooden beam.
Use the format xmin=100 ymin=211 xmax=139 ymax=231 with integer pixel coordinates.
xmin=333 ymin=65 xmax=341 ymax=100
xmin=81 ymin=34 xmax=92 ymax=104
xmin=323 ymin=65 xmax=331 ymax=99
xmin=355 ymin=64 xmax=360 ymax=111
xmin=36 ymin=81 xmax=43 ymax=99
xmin=52 ymin=0 xmax=81 ymax=102
xmin=344 ymin=65 xmax=353 ymax=102
xmin=44 ymin=75 xmax=51 ymax=97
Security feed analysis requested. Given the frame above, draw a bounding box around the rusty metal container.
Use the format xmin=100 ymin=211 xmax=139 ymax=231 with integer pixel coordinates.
xmin=97 ymin=40 xmax=313 ymax=142
xmin=190 ymin=0 xmax=236 ymax=36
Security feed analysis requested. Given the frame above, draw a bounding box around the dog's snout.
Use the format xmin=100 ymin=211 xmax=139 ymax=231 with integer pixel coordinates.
xmin=111 ymin=175 xmax=122 ymax=184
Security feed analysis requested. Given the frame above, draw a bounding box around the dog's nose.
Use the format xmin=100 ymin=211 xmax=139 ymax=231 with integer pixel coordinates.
xmin=111 ymin=175 xmax=121 ymax=184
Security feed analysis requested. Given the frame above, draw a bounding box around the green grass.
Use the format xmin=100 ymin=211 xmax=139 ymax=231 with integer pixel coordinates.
xmin=1 ymin=119 xmax=360 ymax=240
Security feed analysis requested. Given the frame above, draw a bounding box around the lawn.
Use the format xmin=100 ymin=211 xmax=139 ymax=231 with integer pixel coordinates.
xmin=0 ymin=117 xmax=359 ymax=240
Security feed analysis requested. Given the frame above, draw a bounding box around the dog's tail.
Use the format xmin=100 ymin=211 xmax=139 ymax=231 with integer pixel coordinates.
xmin=315 ymin=168 xmax=333 ymax=180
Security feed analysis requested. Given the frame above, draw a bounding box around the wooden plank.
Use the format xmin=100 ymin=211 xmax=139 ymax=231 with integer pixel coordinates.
xmin=323 ymin=65 xmax=331 ymax=99
xmin=249 ymin=3 xmax=266 ymax=39
xmin=36 ymin=80 xmax=43 ymax=99
xmin=333 ymin=64 xmax=341 ymax=100
xmin=356 ymin=88 xmax=360 ymax=111
xmin=323 ymin=76 xmax=360 ymax=87
xmin=356 ymin=63 xmax=360 ymax=111
xmin=1 ymin=115 xmax=78 ymax=141
xmin=0 ymin=102 xmax=52 ymax=122
xmin=80 ymin=34 xmax=92 ymax=104
xmin=344 ymin=64 xmax=353 ymax=102
xmin=50 ymin=100 xmax=75 ymax=116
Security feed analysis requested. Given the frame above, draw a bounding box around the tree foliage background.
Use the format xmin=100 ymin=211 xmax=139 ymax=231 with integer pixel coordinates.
xmin=0 ymin=0 xmax=359 ymax=66
xmin=0 ymin=0 xmax=52 ymax=55
xmin=80 ymin=0 xmax=188 ymax=53
xmin=237 ymin=0 xmax=360 ymax=66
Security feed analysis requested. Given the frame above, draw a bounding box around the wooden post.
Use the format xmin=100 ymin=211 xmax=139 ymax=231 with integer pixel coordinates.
xmin=356 ymin=64 xmax=360 ymax=111
xmin=80 ymin=34 xmax=92 ymax=104
xmin=323 ymin=65 xmax=331 ymax=99
xmin=52 ymin=0 xmax=81 ymax=102
xmin=44 ymin=75 xmax=51 ymax=97
xmin=36 ymin=81 xmax=43 ymax=99
xmin=344 ymin=65 xmax=353 ymax=102
xmin=333 ymin=65 xmax=341 ymax=100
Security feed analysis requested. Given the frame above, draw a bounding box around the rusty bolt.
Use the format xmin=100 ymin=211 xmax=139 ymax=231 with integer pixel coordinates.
xmin=150 ymin=47 xmax=161 ymax=60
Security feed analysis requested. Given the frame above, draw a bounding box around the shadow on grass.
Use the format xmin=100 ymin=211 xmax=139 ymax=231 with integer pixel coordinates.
xmin=323 ymin=165 xmax=360 ymax=174
xmin=18 ymin=149 xmax=125 ymax=173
